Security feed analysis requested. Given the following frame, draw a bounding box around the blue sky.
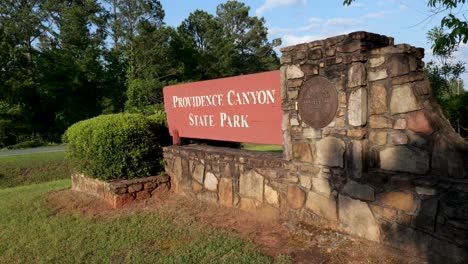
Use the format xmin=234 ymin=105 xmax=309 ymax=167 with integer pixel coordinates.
xmin=159 ymin=0 xmax=468 ymax=85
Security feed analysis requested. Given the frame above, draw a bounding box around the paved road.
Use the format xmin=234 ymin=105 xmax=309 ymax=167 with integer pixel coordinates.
xmin=0 ymin=146 xmax=66 ymax=157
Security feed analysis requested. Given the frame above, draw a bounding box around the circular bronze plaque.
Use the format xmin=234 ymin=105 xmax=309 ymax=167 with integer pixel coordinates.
xmin=298 ymin=77 xmax=338 ymax=128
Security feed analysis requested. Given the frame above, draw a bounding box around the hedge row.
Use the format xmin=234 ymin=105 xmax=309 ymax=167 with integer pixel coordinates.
xmin=63 ymin=113 xmax=170 ymax=181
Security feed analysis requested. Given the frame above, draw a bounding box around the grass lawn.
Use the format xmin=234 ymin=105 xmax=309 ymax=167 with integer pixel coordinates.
xmin=242 ymin=143 xmax=282 ymax=152
xmin=0 ymin=152 xmax=289 ymax=263
xmin=0 ymin=152 xmax=70 ymax=189
xmin=0 ymin=180 xmax=285 ymax=263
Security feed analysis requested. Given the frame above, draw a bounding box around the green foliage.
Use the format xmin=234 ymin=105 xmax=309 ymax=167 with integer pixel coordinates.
xmin=440 ymin=92 xmax=468 ymax=136
xmin=0 ymin=0 xmax=279 ymax=146
xmin=172 ymin=1 xmax=279 ymax=83
xmin=63 ymin=113 xmax=170 ymax=180
xmin=6 ymin=138 xmax=46 ymax=150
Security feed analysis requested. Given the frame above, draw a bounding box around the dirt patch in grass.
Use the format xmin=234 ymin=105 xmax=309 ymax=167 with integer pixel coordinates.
xmin=47 ymin=189 xmax=425 ymax=264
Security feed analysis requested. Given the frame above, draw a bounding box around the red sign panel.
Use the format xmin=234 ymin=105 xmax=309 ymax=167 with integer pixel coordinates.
xmin=163 ymin=70 xmax=282 ymax=145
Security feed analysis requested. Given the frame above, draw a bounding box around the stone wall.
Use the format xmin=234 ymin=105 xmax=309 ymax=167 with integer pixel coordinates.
xmin=71 ymin=173 xmax=170 ymax=208
xmin=163 ymin=32 xmax=468 ymax=262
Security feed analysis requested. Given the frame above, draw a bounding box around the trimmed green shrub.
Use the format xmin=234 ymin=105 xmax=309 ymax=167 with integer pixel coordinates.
xmin=63 ymin=113 xmax=170 ymax=181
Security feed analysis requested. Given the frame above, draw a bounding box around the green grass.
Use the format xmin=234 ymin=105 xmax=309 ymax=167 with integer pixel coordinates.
xmin=242 ymin=143 xmax=283 ymax=152
xmin=0 ymin=180 xmax=286 ymax=263
xmin=0 ymin=152 xmax=70 ymax=189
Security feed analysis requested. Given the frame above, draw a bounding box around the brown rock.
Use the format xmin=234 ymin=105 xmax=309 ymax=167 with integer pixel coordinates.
xmin=303 ymin=128 xmax=322 ymax=139
xmin=306 ymin=191 xmax=338 ymax=221
xmin=192 ymin=180 xmax=203 ymax=192
xmin=286 ymin=65 xmax=304 ymax=79
xmin=370 ymin=204 xmax=397 ymax=220
xmin=287 ymin=186 xmax=305 ymax=209
xmin=342 ymin=181 xmax=375 ymax=201
xmin=412 ymin=79 xmax=431 ymax=96
xmin=348 ymin=88 xmax=368 ymax=126
xmin=204 ymin=172 xmax=218 ymax=192
xmin=112 ymin=193 xmax=134 ymax=208
xmin=136 ymin=190 xmax=151 ymax=200
xmin=301 ymin=64 xmax=319 ymax=76
xmin=407 ymin=111 xmax=434 ymax=135
xmin=265 ymin=185 xmax=279 ymax=207
xmin=349 ymin=140 xmax=365 ymax=178
xmin=240 ymin=197 xmax=262 ymax=211
xmin=337 ymin=40 xmax=361 ymax=53
xmin=280 ymin=173 xmax=298 ymax=183
xmin=296 ymin=51 xmax=306 ymax=60
xmin=128 ymin=183 xmax=143 ymax=193
xmin=368 ymin=69 xmax=388 ymax=81
xmin=348 ymin=63 xmax=366 ymax=88
xmin=308 ymin=48 xmax=323 ymax=60
xmin=390 ymin=84 xmax=420 ymax=114
xmin=316 ymin=137 xmax=345 ymax=167
xmin=393 ymin=118 xmax=407 ymax=129
xmin=339 ymin=92 xmax=347 ymax=105
xmin=338 ymin=195 xmax=380 ymax=241
xmin=287 ymin=90 xmax=299 ymax=100
xmin=288 ymin=79 xmax=303 ymax=88
xmin=391 ymin=131 xmax=408 ymax=145
xmin=312 ymin=177 xmax=331 ymax=196
xmin=369 ymin=56 xmax=385 ymax=67
xmin=369 ymin=115 xmax=392 ymax=128
xmin=369 ymin=131 xmax=387 ymax=145
xmin=293 ymin=142 xmax=315 ymax=163
xmin=144 ymin=182 xmax=156 ymax=190
xmin=378 ymin=191 xmax=417 ymax=214
xmin=369 ymin=83 xmax=388 ymax=115
xmin=219 ymin=178 xmax=233 ymax=207
xmin=379 ymin=146 xmax=429 ymax=174
xmin=197 ymin=192 xmax=218 ymax=204
xmin=299 ymin=176 xmax=312 ymax=189
xmin=326 ymin=47 xmax=336 ymax=56
xmin=347 ymin=128 xmax=367 ymax=139
xmin=387 ymin=54 xmax=410 ymax=77
xmin=239 ymin=170 xmax=264 ymax=201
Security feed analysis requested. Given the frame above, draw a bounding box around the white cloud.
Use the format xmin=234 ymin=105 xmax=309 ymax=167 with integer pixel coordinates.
xmin=282 ymin=34 xmax=322 ymax=46
xmin=255 ymin=0 xmax=306 ymax=15
xmin=362 ymin=10 xmax=394 ymax=19
xmin=345 ymin=2 xmax=365 ymax=8
xmin=308 ymin=17 xmax=322 ymax=23
xmin=324 ymin=18 xmax=362 ymax=27
xmin=269 ymin=27 xmax=295 ymax=35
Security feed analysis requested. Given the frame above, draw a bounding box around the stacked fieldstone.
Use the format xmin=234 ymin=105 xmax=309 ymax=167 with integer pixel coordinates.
xmin=163 ymin=32 xmax=468 ymax=262
xmin=163 ymin=145 xmax=288 ymax=211
xmin=280 ymin=31 xmax=468 ymax=262
xmin=71 ymin=173 xmax=170 ymax=208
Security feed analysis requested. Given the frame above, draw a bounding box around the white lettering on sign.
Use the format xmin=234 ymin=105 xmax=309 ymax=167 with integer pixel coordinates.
xmin=220 ymin=113 xmax=249 ymax=128
xmin=171 ymin=89 xmax=276 ymax=129
xmin=227 ymin=90 xmax=275 ymax=106
xmin=189 ymin=113 xmax=214 ymax=127
xmin=173 ymin=94 xmax=223 ymax=108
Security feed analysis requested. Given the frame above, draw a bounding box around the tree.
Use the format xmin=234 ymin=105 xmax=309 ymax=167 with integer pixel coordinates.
xmin=215 ymin=0 xmax=279 ymax=75
xmin=172 ymin=0 xmax=280 ymax=82
xmin=38 ymin=0 xmax=108 ymax=140
xmin=426 ymin=26 xmax=466 ymax=100
xmin=172 ymin=10 xmax=225 ymax=81
xmin=0 ymin=0 xmax=48 ymax=143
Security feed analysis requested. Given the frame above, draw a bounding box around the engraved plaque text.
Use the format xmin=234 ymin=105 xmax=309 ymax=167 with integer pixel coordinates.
xmin=298 ymin=77 xmax=338 ymax=128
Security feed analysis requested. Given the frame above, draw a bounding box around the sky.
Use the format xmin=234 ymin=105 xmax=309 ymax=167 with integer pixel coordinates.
xmin=158 ymin=0 xmax=468 ymax=86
